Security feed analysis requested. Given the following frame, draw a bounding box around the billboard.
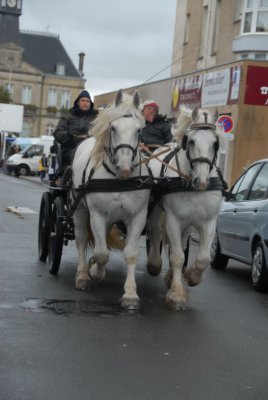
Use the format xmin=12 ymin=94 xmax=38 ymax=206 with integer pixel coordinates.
xmin=171 ymin=66 xmax=241 ymax=111
xmin=244 ymin=66 xmax=268 ymax=106
xmin=0 ymin=103 xmax=24 ymax=133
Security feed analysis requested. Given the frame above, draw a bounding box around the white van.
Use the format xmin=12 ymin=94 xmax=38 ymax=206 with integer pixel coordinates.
xmin=6 ymin=136 xmax=54 ymax=176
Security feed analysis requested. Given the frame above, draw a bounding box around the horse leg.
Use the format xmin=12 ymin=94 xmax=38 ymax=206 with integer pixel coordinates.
xmin=165 ymin=214 xmax=187 ymax=311
xmin=186 ymin=220 xmax=216 ymax=286
xmin=121 ymin=210 xmax=148 ymax=310
xmin=89 ymin=212 xmax=109 ymax=282
xmin=73 ymin=206 xmax=91 ymax=290
xmin=147 ymin=205 xmax=163 ymax=276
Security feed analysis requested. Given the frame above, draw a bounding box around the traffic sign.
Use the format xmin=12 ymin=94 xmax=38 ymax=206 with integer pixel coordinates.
xmin=217 ymin=115 xmax=234 ymax=133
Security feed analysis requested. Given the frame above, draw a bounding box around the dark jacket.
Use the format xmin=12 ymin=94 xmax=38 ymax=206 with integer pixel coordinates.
xmin=53 ymin=106 xmax=98 ymax=149
xmin=140 ymin=114 xmax=172 ymax=145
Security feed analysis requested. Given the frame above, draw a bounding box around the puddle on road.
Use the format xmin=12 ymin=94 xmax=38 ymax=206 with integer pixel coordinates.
xmin=20 ymin=298 xmax=140 ymax=317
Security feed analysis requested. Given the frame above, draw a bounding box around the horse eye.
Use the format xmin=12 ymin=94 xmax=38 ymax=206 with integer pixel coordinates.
xmin=188 ymin=139 xmax=194 ymax=146
xmin=110 ymin=126 xmax=116 ymax=133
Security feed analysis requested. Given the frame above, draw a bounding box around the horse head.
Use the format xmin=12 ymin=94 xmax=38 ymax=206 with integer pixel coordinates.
xmin=91 ymin=89 xmax=145 ymax=179
xmin=174 ymin=106 xmax=224 ymax=190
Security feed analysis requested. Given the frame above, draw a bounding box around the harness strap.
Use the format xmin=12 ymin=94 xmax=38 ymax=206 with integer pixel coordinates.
xmin=76 ymin=176 xmax=155 ymax=193
xmin=160 ymin=145 xmax=181 ymax=177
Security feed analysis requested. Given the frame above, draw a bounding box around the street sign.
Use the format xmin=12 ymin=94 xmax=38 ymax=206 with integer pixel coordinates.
xmin=217 ymin=115 xmax=234 ymax=133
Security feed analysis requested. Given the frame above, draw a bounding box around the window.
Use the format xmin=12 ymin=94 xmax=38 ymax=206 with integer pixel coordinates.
xmin=199 ymin=5 xmax=208 ymax=58
xmin=45 ymin=123 xmax=54 ymax=136
xmin=242 ymin=0 xmax=268 ymax=33
xmin=26 ymin=145 xmax=44 ymax=157
xmin=255 ymin=53 xmax=266 ymax=59
xmin=230 ymin=163 xmax=261 ymax=201
xmin=200 ymin=7 xmax=208 ymax=54
xmin=56 ymin=63 xmax=66 ymax=76
xmin=60 ymin=90 xmax=70 ymax=109
xmin=5 ymin=82 xmax=14 ymax=95
xmin=48 ymin=88 xmax=57 ymax=107
xmin=211 ymin=0 xmax=221 ymax=55
xmin=184 ymin=13 xmax=190 ymax=43
xmin=248 ymin=163 xmax=268 ymax=200
xmin=21 ymin=86 xmax=32 ymax=104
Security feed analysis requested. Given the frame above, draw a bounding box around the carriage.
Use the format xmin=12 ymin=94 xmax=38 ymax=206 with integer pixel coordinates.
xmin=38 ymin=90 xmax=227 ymax=311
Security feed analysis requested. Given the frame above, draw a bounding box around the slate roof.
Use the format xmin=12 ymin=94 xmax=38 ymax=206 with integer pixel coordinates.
xmin=19 ymin=31 xmax=81 ymax=78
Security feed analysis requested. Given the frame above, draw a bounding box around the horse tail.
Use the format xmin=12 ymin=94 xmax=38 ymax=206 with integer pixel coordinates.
xmin=87 ymin=224 xmax=125 ymax=250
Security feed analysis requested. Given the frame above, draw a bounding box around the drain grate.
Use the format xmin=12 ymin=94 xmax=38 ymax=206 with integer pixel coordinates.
xmin=44 ymin=300 xmax=120 ymax=315
xmin=21 ymin=298 xmax=121 ymax=316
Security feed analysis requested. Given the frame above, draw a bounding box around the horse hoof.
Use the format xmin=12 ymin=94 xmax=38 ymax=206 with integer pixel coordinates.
xmin=88 ymin=257 xmax=106 ymax=281
xmin=166 ymin=298 xmax=186 ymax=311
xmin=121 ymin=296 xmax=141 ymax=310
xmin=186 ymin=268 xmax=203 ymax=286
xmin=147 ymin=262 xmax=162 ymax=277
xmin=75 ymin=275 xmax=91 ymax=291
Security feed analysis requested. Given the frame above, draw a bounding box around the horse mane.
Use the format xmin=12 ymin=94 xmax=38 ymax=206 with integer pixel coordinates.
xmin=90 ymin=92 xmax=144 ymax=166
xmin=172 ymin=105 xmax=225 ymax=148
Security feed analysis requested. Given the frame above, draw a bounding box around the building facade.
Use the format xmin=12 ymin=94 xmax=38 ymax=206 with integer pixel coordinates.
xmin=94 ymin=0 xmax=268 ymax=186
xmin=171 ymin=0 xmax=268 ymax=76
xmin=0 ymin=0 xmax=85 ymax=137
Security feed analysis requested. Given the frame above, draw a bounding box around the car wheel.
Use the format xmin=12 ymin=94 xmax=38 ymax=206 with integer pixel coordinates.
xmin=251 ymin=241 xmax=268 ymax=292
xmin=210 ymin=233 xmax=229 ymax=269
xmin=15 ymin=164 xmax=31 ymax=176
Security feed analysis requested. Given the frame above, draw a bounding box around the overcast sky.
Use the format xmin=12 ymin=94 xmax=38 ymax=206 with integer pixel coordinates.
xmin=20 ymin=0 xmax=177 ymax=99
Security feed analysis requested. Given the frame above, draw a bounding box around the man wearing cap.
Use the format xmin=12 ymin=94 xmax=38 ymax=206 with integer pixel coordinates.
xmin=140 ymin=100 xmax=172 ymax=148
xmin=53 ymin=89 xmax=98 ymax=173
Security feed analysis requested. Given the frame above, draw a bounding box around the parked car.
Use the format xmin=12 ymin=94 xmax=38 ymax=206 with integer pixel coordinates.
xmin=211 ymin=158 xmax=268 ymax=292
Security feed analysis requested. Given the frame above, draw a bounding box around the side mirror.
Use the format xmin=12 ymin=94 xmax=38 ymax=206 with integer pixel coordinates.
xmin=22 ymin=153 xmax=29 ymax=158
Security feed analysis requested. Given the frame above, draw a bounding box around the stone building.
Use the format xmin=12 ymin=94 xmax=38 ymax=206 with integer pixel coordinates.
xmin=94 ymin=0 xmax=268 ymax=186
xmin=0 ymin=0 xmax=85 ymax=137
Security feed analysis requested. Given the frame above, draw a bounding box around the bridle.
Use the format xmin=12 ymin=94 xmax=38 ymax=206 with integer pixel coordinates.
xmin=104 ymin=113 xmax=140 ymax=172
xmin=182 ymin=122 xmax=219 ymax=173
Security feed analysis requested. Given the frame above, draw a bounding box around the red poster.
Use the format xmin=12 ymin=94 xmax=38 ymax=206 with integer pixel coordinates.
xmin=244 ymin=66 xmax=268 ymax=106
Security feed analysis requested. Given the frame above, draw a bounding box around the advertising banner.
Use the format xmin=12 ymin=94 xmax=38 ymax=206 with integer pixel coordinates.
xmin=201 ymin=69 xmax=230 ymax=107
xmin=244 ymin=66 xmax=268 ymax=106
xmin=171 ymin=66 xmax=241 ymax=112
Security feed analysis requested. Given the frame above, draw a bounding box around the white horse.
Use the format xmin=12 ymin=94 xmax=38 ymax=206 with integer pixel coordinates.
xmin=147 ymin=106 xmax=226 ymax=311
xmin=71 ymin=90 xmax=152 ymax=310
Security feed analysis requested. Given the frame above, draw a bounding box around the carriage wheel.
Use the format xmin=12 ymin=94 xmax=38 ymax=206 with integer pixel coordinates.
xmin=48 ymin=196 xmax=65 ymax=275
xmin=38 ymin=191 xmax=52 ymax=261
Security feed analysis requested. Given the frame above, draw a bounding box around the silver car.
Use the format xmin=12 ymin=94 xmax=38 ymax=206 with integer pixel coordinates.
xmin=211 ymin=158 xmax=268 ymax=291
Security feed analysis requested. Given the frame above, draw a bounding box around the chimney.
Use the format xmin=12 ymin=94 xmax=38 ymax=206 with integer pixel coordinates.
xmin=78 ymin=52 xmax=85 ymax=76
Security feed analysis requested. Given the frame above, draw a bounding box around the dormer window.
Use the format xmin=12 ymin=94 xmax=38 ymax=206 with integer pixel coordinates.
xmin=56 ymin=63 xmax=65 ymax=76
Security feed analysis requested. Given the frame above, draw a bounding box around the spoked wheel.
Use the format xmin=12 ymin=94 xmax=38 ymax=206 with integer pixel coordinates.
xmin=48 ymin=196 xmax=66 ymax=275
xmin=38 ymin=192 xmax=52 ymax=261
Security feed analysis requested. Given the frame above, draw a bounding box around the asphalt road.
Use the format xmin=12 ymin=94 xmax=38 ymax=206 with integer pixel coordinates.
xmin=0 ymin=171 xmax=268 ymax=400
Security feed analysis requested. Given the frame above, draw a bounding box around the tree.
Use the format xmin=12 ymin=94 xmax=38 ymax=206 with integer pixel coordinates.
xmin=0 ymin=86 xmax=12 ymax=103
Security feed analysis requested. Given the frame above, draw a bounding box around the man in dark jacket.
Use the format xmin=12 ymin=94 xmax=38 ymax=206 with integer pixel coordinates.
xmin=53 ymin=89 xmax=98 ymax=173
xmin=140 ymin=100 xmax=172 ymax=148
